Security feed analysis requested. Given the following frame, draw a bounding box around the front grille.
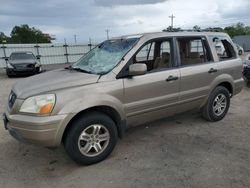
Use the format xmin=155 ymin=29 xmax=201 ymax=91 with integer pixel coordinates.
xmin=14 ymin=64 xmax=26 ymax=69
xmin=8 ymin=91 xmax=16 ymax=109
xmin=14 ymin=64 xmax=34 ymax=70
xmin=27 ymin=64 xmax=35 ymax=68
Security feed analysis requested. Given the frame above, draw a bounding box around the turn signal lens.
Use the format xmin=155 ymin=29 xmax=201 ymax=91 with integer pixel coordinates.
xmin=39 ymin=103 xmax=54 ymax=114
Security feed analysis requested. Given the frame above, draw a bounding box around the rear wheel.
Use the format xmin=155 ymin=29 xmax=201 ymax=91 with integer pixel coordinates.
xmin=64 ymin=112 xmax=118 ymax=165
xmin=201 ymin=86 xmax=230 ymax=122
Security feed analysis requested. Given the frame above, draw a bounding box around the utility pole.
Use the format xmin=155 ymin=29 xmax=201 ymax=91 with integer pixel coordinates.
xmin=74 ymin=34 xmax=77 ymax=44
xmin=168 ymin=14 xmax=175 ymax=28
xmin=88 ymin=37 xmax=92 ymax=50
xmin=105 ymin=29 xmax=110 ymax=40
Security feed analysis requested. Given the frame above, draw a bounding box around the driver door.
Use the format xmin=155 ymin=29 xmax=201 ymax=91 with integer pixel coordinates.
xmin=123 ymin=38 xmax=180 ymax=126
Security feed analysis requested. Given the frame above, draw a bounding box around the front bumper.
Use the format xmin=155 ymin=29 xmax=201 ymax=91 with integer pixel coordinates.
xmin=3 ymin=112 xmax=71 ymax=147
xmin=243 ymin=65 xmax=250 ymax=80
xmin=6 ymin=66 xmax=41 ymax=76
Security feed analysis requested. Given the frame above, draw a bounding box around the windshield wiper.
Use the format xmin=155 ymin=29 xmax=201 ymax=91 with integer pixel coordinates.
xmin=65 ymin=65 xmax=93 ymax=74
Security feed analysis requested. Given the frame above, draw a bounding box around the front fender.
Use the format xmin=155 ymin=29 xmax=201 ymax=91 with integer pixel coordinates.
xmin=53 ymin=93 xmax=126 ymax=145
xmin=58 ymin=93 xmax=125 ymax=120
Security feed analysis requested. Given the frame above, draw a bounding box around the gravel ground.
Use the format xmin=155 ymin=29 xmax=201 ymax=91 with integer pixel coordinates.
xmin=0 ymin=63 xmax=250 ymax=188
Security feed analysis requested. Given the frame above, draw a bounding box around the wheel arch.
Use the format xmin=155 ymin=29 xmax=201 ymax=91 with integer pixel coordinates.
xmin=61 ymin=105 xmax=126 ymax=144
xmin=210 ymin=74 xmax=235 ymax=96
xmin=217 ymin=81 xmax=233 ymax=96
xmin=200 ymin=77 xmax=234 ymax=109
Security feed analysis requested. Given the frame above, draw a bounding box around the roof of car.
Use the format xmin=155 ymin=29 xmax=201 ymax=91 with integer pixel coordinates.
xmin=111 ymin=31 xmax=228 ymax=40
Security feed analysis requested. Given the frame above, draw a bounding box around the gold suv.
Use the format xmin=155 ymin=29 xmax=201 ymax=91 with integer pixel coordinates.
xmin=3 ymin=32 xmax=244 ymax=165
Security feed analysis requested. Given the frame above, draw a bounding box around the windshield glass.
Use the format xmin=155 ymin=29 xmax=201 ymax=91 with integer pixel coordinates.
xmin=10 ymin=52 xmax=35 ymax=60
xmin=72 ymin=38 xmax=139 ymax=74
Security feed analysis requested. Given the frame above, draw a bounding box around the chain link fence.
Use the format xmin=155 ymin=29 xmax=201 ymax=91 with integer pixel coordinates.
xmin=0 ymin=43 xmax=97 ymax=68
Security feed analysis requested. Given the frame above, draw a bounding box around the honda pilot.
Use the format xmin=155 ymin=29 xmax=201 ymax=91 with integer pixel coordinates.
xmin=3 ymin=32 xmax=244 ymax=165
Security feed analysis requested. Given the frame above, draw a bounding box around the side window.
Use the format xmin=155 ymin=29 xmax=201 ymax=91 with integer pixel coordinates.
xmin=210 ymin=36 xmax=236 ymax=60
xmin=136 ymin=42 xmax=155 ymax=62
xmin=155 ymin=40 xmax=172 ymax=69
xmin=177 ymin=37 xmax=212 ymax=66
xmin=190 ymin=40 xmax=203 ymax=54
xmin=160 ymin=41 xmax=171 ymax=54
xmin=134 ymin=39 xmax=173 ymax=71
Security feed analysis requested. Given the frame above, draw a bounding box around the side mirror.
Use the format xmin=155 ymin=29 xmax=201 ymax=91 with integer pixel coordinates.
xmin=36 ymin=55 xmax=41 ymax=60
xmin=129 ymin=63 xmax=147 ymax=76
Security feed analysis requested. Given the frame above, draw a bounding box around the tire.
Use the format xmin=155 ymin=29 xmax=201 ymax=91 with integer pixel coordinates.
xmin=238 ymin=50 xmax=243 ymax=56
xmin=201 ymin=86 xmax=230 ymax=122
xmin=36 ymin=67 xmax=42 ymax=74
xmin=64 ymin=112 xmax=118 ymax=165
xmin=246 ymin=80 xmax=250 ymax=87
xmin=6 ymin=72 xmax=13 ymax=78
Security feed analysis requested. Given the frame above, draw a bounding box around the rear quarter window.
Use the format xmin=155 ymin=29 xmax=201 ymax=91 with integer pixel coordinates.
xmin=210 ymin=35 xmax=236 ymax=61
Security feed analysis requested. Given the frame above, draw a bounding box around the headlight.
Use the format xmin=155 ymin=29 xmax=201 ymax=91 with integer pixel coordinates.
xmin=7 ymin=62 xmax=14 ymax=69
xmin=20 ymin=94 xmax=56 ymax=114
xmin=35 ymin=63 xmax=41 ymax=67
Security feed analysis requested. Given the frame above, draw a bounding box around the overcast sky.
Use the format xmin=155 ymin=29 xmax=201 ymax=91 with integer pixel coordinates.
xmin=0 ymin=0 xmax=249 ymax=43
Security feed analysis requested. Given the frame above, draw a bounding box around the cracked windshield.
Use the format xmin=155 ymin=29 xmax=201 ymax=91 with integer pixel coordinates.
xmin=72 ymin=38 xmax=139 ymax=74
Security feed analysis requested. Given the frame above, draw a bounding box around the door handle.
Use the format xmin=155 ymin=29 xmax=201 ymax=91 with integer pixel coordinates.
xmin=166 ymin=75 xmax=178 ymax=82
xmin=208 ymin=68 xmax=218 ymax=73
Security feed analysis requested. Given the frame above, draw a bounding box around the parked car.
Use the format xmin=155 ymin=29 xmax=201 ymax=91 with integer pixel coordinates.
xmin=5 ymin=51 xmax=42 ymax=77
xmin=3 ymin=32 xmax=244 ymax=165
xmin=235 ymin=43 xmax=244 ymax=55
xmin=243 ymin=54 xmax=250 ymax=83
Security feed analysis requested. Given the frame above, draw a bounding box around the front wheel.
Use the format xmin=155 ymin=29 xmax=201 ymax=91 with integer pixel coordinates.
xmin=201 ymin=86 xmax=230 ymax=122
xmin=64 ymin=112 xmax=118 ymax=165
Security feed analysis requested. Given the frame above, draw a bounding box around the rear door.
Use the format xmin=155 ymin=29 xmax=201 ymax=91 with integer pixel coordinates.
xmin=177 ymin=36 xmax=218 ymax=111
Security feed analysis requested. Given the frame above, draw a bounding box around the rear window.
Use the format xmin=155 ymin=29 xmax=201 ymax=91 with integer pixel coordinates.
xmin=210 ymin=36 xmax=236 ymax=60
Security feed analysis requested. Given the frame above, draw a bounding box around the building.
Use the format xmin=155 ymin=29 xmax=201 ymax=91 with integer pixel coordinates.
xmin=233 ymin=35 xmax=250 ymax=51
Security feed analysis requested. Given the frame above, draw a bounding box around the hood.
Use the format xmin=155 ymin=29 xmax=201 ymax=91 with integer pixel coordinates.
xmin=9 ymin=59 xmax=37 ymax=64
xmin=12 ymin=69 xmax=100 ymax=99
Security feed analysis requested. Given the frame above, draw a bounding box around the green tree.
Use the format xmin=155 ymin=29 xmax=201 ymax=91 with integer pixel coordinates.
xmin=0 ymin=32 xmax=9 ymax=43
xmin=224 ymin=22 xmax=250 ymax=37
xmin=204 ymin=27 xmax=224 ymax=32
xmin=193 ymin=25 xmax=201 ymax=31
xmin=10 ymin=24 xmax=51 ymax=43
xmin=163 ymin=26 xmax=182 ymax=32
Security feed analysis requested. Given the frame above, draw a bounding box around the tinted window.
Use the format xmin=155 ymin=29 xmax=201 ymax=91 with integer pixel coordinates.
xmin=177 ymin=37 xmax=212 ymax=66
